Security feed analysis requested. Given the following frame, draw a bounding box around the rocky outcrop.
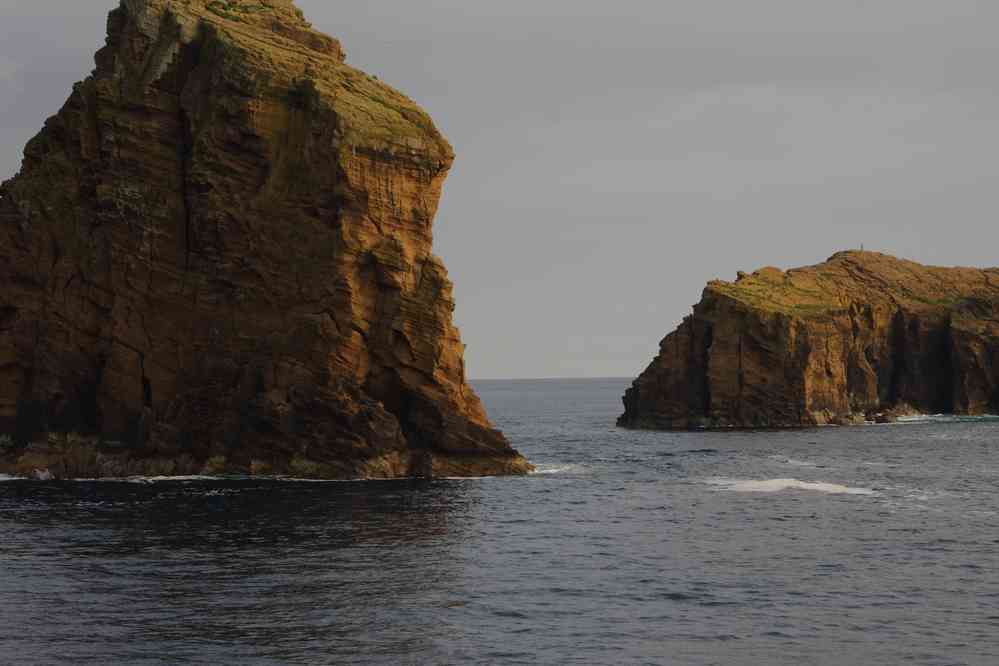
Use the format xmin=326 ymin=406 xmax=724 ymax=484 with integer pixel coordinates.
xmin=620 ymin=251 xmax=999 ymax=429
xmin=0 ymin=0 xmax=531 ymax=478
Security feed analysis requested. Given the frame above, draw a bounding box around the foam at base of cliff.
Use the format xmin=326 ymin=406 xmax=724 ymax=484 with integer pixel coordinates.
xmin=890 ymin=414 xmax=999 ymax=424
xmin=530 ymin=463 xmax=584 ymax=475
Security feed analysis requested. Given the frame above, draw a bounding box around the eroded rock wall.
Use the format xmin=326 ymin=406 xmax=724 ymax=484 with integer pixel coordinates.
xmin=0 ymin=0 xmax=530 ymax=478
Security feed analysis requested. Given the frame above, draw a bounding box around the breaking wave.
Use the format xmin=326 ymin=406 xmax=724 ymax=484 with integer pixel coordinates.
xmin=889 ymin=414 xmax=999 ymax=424
xmin=705 ymin=477 xmax=876 ymax=495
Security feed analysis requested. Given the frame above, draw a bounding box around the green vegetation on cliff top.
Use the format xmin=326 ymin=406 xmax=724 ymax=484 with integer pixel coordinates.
xmin=706 ymin=251 xmax=999 ymax=319
xmin=169 ymin=0 xmax=452 ymax=160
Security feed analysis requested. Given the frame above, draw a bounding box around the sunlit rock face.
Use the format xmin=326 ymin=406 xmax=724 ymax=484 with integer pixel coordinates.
xmin=620 ymin=251 xmax=999 ymax=430
xmin=0 ymin=0 xmax=531 ymax=479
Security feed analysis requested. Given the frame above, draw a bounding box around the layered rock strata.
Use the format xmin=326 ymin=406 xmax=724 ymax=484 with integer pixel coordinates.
xmin=0 ymin=0 xmax=531 ymax=478
xmin=620 ymin=251 xmax=999 ymax=429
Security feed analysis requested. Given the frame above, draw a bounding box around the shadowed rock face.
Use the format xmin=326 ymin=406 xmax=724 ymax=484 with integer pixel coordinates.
xmin=620 ymin=251 xmax=999 ymax=430
xmin=0 ymin=0 xmax=531 ymax=478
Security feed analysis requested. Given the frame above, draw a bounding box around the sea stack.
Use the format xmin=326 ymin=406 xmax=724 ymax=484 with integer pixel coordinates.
xmin=0 ymin=0 xmax=531 ymax=478
xmin=620 ymin=251 xmax=999 ymax=430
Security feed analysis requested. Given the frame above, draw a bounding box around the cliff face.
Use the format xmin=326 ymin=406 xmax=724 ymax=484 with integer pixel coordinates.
xmin=0 ymin=0 xmax=531 ymax=478
xmin=620 ymin=252 xmax=999 ymax=430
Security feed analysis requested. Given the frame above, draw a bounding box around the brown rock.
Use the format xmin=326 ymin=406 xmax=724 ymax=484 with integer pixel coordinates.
xmin=620 ymin=251 xmax=999 ymax=429
xmin=0 ymin=0 xmax=531 ymax=478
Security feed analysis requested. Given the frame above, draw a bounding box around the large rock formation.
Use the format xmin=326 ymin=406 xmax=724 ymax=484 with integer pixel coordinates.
xmin=0 ymin=0 xmax=531 ymax=478
xmin=620 ymin=251 xmax=999 ymax=430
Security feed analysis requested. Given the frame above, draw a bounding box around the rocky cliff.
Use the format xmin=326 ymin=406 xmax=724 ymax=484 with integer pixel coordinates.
xmin=0 ymin=0 xmax=531 ymax=478
xmin=620 ymin=251 xmax=999 ymax=430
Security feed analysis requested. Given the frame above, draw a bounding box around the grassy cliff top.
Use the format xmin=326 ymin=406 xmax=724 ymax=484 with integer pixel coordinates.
xmin=706 ymin=251 xmax=999 ymax=318
xmin=141 ymin=0 xmax=453 ymax=161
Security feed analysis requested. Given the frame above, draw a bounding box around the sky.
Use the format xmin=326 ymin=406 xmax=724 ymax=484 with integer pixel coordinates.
xmin=2 ymin=1 xmax=999 ymax=379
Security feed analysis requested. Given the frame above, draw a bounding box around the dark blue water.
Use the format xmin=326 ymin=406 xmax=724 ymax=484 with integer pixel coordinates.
xmin=3 ymin=378 xmax=999 ymax=665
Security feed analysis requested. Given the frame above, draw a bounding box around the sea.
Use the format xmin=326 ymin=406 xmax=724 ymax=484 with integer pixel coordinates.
xmin=2 ymin=378 xmax=998 ymax=665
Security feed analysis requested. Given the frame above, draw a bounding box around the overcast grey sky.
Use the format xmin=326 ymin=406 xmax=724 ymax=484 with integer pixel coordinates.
xmin=2 ymin=1 xmax=999 ymax=379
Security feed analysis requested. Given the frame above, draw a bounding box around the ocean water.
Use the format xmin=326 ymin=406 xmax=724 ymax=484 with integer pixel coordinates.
xmin=2 ymin=378 xmax=999 ymax=665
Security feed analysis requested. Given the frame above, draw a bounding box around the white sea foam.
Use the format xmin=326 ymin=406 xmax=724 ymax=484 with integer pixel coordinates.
xmin=135 ymin=475 xmax=219 ymax=482
xmin=769 ymin=456 xmax=820 ymax=468
xmin=705 ymin=477 xmax=876 ymax=495
xmin=261 ymin=474 xmax=499 ymax=482
xmin=439 ymin=476 xmax=498 ymax=481
xmin=0 ymin=474 xmax=224 ymax=483
xmin=74 ymin=475 xmax=222 ymax=484
xmin=896 ymin=414 xmax=938 ymax=423
xmin=277 ymin=476 xmax=417 ymax=483
xmin=884 ymin=414 xmax=999 ymax=425
xmin=531 ymin=464 xmax=581 ymax=476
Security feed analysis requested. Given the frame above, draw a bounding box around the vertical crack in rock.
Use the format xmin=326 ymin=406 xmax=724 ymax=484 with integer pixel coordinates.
xmin=700 ymin=322 xmax=713 ymax=420
xmin=936 ymin=317 xmax=955 ymax=414
xmin=178 ymin=106 xmax=195 ymax=272
xmin=177 ymin=105 xmax=193 ymax=271
xmin=888 ymin=311 xmax=906 ymax=407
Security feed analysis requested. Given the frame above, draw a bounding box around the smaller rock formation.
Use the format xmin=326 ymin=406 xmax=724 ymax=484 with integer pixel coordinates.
xmin=620 ymin=251 xmax=999 ymax=430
